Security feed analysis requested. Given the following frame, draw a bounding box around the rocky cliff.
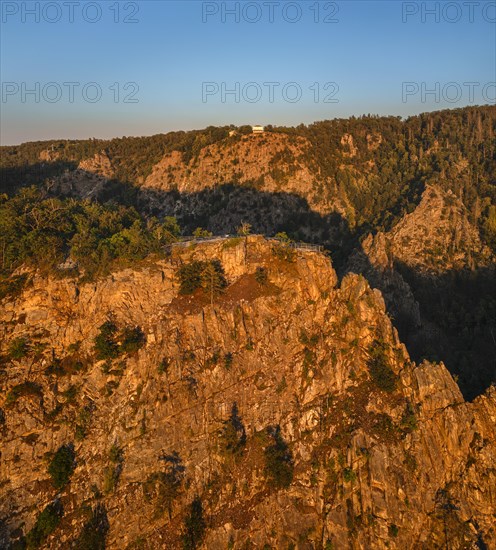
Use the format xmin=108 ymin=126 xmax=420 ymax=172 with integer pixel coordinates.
xmin=347 ymin=185 xmax=495 ymax=399
xmin=350 ymin=185 xmax=492 ymax=276
xmin=143 ymin=134 xmax=324 ymax=208
xmin=1 ymin=237 xmax=495 ymax=549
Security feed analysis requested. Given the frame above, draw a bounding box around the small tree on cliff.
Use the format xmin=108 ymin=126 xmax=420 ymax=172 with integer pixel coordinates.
xmin=264 ymin=425 xmax=294 ymax=489
xmin=220 ymin=402 xmax=246 ymax=457
xmin=182 ymin=497 xmax=206 ymax=550
xmin=201 ymin=260 xmax=227 ymax=306
xmin=74 ymin=504 xmax=109 ymax=550
xmin=237 ymin=222 xmax=252 ymax=236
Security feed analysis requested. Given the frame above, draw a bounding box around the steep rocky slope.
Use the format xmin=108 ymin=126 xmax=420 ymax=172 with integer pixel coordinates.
xmin=346 ymin=183 xmax=493 ymax=334
xmin=351 ymin=185 xmax=492 ymax=276
xmin=347 ymin=185 xmax=495 ymax=398
xmin=142 ymin=133 xmax=333 ymax=213
xmin=1 ymin=238 xmax=495 ymax=549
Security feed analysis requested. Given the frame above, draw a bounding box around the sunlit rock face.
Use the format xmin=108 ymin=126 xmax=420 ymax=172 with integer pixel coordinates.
xmin=1 ymin=237 xmax=495 ymax=549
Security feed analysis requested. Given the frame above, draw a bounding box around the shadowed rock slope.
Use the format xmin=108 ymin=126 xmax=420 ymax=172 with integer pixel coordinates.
xmin=347 ymin=185 xmax=495 ymax=399
xmin=1 ymin=237 xmax=495 ymax=549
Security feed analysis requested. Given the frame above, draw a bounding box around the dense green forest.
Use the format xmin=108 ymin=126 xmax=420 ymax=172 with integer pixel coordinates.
xmin=273 ymin=106 xmax=496 ymax=244
xmin=0 ymin=188 xmax=180 ymax=281
xmin=2 ymin=106 xmax=495 ymax=250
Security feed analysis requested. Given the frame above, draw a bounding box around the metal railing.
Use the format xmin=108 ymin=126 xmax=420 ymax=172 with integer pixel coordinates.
xmin=169 ymin=234 xmax=323 ymax=253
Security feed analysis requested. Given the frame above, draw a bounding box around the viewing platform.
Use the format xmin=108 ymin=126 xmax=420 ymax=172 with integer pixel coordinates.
xmin=169 ymin=234 xmax=324 ymax=253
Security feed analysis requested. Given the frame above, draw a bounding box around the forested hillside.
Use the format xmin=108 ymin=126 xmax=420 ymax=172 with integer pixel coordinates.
xmin=2 ymin=106 xmax=495 ymax=249
xmin=1 ymin=106 xmax=495 ymax=400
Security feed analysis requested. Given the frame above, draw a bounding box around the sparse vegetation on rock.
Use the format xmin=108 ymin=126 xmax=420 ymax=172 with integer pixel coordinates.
xmin=182 ymin=497 xmax=206 ymax=550
xmin=25 ymin=500 xmax=63 ymax=549
xmin=8 ymin=337 xmax=30 ymax=360
xmin=47 ymin=443 xmax=76 ymax=490
xmin=219 ymin=402 xmax=246 ymax=457
xmin=103 ymin=443 xmax=124 ymax=494
xmin=264 ymin=425 xmax=294 ymax=489
xmin=74 ymin=504 xmax=109 ymax=550
xmin=366 ymin=340 xmax=398 ymax=392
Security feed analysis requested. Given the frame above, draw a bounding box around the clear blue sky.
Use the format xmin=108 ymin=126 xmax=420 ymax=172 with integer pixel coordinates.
xmin=1 ymin=0 xmax=495 ymax=144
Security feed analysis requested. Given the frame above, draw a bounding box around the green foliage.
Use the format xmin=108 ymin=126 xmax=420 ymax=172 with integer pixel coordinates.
xmin=109 ymin=443 xmax=123 ymax=464
xmin=44 ymin=358 xmax=65 ymax=377
xmin=158 ymin=357 xmax=171 ymax=375
xmin=25 ymin=500 xmax=63 ymax=549
xmin=103 ymin=444 xmax=124 ymax=494
xmin=275 ymin=106 xmax=496 ymax=241
xmin=102 ymin=466 xmax=119 ymax=495
xmin=299 ymin=330 xmax=319 ymax=347
xmin=2 ymin=107 xmax=495 ymax=256
xmin=193 ymin=227 xmax=213 ymax=237
xmin=400 ymin=401 xmax=418 ymax=434
xmin=367 ymin=341 xmax=398 ymax=392
xmin=75 ymin=403 xmax=94 ymax=441
xmin=222 ymin=237 xmax=243 ymax=249
xmin=481 ymin=204 xmax=496 ymax=250
xmin=219 ymin=402 xmax=246 ymax=457
xmin=275 ymin=232 xmax=291 ymax=243
xmin=6 ymin=382 xmax=42 ymax=406
xmin=63 ymin=385 xmax=78 ymax=402
xmin=343 ymin=467 xmax=357 ymax=483
xmin=276 ymin=376 xmax=287 ymax=394
xmin=0 ymin=187 xmax=181 ymax=279
xmin=237 ymin=222 xmax=252 ymax=236
xmin=223 ymin=353 xmax=233 ymax=370
xmin=48 ymin=443 xmax=76 ymax=489
xmin=388 ymin=524 xmax=399 ymax=537
xmin=8 ymin=337 xmax=30 ymax=359
xmin=177 ymin=261 xmax=205 ymax=294
xmin=182 ymin=497 xmax=206 ymax=550
xmin=0 ymin=127 xmax=232 ymax=195
xmin=177 ymin=259 xmax=227 ymax=296
xmin=372 ymin=413 xmax=397 ymax=441
xmin=94 ymin=320 xmax=145 ymax=360
xmin=74 ymin=504 xmax=109 ymax=550
xmin=271 ymin=235 xmax=295 ymax=262
xmin=0 ymin=273 xmax=28 ymax=301
xmin=264 ymin=426 xmax=294 ymax=489
xmin=94 ymin=321 xmax=120 ymax=360
xmin=120 ymin=326 xmax=145 ymax=353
